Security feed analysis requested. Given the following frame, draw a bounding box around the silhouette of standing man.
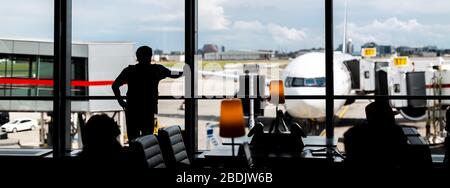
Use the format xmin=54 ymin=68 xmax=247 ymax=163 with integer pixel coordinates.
xmin=113 ymin=46 xmax=183 ymax=141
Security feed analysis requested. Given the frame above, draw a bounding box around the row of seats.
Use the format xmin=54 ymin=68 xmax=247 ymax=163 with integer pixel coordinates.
xmin=129 ymin=125 xmax=191 ymax=168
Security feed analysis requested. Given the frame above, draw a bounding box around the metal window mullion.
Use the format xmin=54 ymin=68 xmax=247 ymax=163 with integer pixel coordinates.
xmin=325 ymin=0 xmax=334 ymax=147
xmin=185 ymin=0 xmax=198 ymax=157
xmin=53 ymin=0 xmax=72 ymax=158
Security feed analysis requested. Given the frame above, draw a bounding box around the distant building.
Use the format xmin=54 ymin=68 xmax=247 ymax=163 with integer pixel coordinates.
xmin=294 ymin=48 xmax=325 ymax=57
xmin=202 ymin=44 xmax=219 ymax=54
xmin=378 ymin=45 xmax=393 ymax=57
xmin=395 ymin=46 xmax=414 ymax=56
xmin=154 ymin=49 xmax=164 ymax=55
xmin=421 ymin=51 xmax=438 ymax=57
xmin=152 ymin=54 xmax=185 ymax=62
xmin=167 ymin=54 xmax=185 ymax=62
xmin=337 ymin=40 xmax=354 ymax=54
xmin=0 ymin=38 xmax=134 ymax=112
xmin=361 ymin=42 xmax=393 ymax=57
xmin=424 ymin=45 xmax=438 ymax=52
xmin=204 ymin=50 xmax=274 ymax=61
xmin=396 ymin=46 xmax=438 ymax=57
xmin=170 ymin=51 xmax=183 ymax=55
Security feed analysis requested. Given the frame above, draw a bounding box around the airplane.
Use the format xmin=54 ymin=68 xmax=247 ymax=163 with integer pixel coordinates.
xmin=282 ymin=0 xmax=359 ymax=121
xmin=193 ymin=0 xmax=366 ymax=123
xmin=282 ymin=0 xmax=434 ymax=122
xmin=196 ymin=0 xmax=436 ymax=123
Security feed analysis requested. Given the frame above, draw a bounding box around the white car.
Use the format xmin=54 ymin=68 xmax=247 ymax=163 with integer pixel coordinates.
xmin=1 ymin=118 xmax=38 ymax=133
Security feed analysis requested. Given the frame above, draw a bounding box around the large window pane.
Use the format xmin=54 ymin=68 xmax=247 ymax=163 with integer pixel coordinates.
xmin=197 ymin=0 xmax=326 ymax=151
xmin=0 ymin=0 xmax=53 ymax=150
xmin=333 ymin=0 xmax=450 ymax=153
xmin=198 ymin=0 xmax=325 ymax=97
xmin=72 ymin=0 xmax=185 ymax=146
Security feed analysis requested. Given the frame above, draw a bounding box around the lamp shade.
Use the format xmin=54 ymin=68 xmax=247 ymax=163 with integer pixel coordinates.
xmin=269 ymin=80 xmax=285 ymax=104
xmin=219 ymin=99 xmax=246 ymax=138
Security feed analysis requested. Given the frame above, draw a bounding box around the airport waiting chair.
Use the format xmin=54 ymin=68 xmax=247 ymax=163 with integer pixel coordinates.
xmin=240 ymin=142 xmax=255 ymax=168
xmin=158 ymin=126 xmax=191 ymax=168
xmin=130 ymin=134 xmax=166 ymax=168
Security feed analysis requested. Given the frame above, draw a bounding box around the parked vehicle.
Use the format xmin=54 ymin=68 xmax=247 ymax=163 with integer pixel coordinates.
xmin=1 ymin=118 xmax=37 ymax=133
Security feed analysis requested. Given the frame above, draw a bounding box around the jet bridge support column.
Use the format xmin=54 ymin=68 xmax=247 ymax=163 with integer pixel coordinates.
xmin=426 ymin=70 xmax=446 ymax=145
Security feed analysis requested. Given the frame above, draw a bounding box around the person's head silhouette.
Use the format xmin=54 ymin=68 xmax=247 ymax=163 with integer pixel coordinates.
xmin=82 ymin=114 xmax=121 ymax=150
xmin=136 ymin=46 xmax=153 ymax=64
xmin=365 ymin=100 xmax=395 ymax=126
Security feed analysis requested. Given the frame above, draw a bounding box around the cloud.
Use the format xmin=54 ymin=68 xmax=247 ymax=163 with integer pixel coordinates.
xmin=227 ymin=20 xmax=308 ymax=47
xmin=267 ymin=24 xmax=307 ymax=44
xmin=139 ymin=26 xmax=184 ymax=32
xmin=336 ymin=0 xmax=450 ymax=14
xmin=199 ymin=0 xmax=231 ymax=30
xmin=338 ymin=17 xmax=450 ymax=47
xmin=232 ymin=21 xmax=264 ymax=31
xmin=139 ymin=13 xmax=184 ymax=22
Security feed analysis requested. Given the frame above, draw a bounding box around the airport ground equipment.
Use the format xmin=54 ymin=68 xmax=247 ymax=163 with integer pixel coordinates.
xmin=369 ymin=56 xmax=449 ymax=143
xmin=425 ymin=65 xmax=449 ymax=145
xmin=238 ymin=65 xmax=265 ymax=129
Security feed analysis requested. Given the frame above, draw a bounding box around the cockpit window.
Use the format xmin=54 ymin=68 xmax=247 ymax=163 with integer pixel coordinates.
xmin=286 ymin=77 xmax=326 ymax=87
xmin=292 ymin=78 xmax=304 ymax=87
xmin=315 ymin=78 xmax=325 ymax=87
xmin=305 ymin=78 xmax=316 ymax=86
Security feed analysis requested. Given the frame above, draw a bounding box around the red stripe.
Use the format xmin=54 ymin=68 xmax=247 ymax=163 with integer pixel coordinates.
xmin=0 ymin=78 xmax=114 ymax=87
xmin=71 ymin=80 xmax=114 ymax=87
xmin=0 ymin=78 xmax=53 ymax=86
xmin=426 ymin=84 xmax=450 ymax=89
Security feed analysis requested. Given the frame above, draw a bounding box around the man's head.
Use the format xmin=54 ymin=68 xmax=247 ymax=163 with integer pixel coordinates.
xmin=82 ymin=114 xmax=120 ymax=148
xmin=365 ymin=100 xmax=395 ymax=126
xmin=136 ymin=46 xmax=153 ymax=64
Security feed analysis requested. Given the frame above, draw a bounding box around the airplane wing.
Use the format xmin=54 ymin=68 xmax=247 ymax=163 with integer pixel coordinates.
xmin=168 ymin=68 xmax=240 ymax=80
xmin=169 ymin=67 xmax=274 ymax=90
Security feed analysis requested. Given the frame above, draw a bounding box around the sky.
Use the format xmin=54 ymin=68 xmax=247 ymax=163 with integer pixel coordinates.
xmin=1 ymin=0 xmax=450 ymax=52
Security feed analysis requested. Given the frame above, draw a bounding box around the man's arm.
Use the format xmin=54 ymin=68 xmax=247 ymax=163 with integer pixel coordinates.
xmin=112 ymin=68 xmax=128 ymax=109
xmin=161 ymin=65 xmax=183 ymax=79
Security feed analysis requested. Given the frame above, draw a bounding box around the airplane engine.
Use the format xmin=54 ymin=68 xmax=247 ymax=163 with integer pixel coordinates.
xmin=399 ymin=107 xmax=427 ymax=121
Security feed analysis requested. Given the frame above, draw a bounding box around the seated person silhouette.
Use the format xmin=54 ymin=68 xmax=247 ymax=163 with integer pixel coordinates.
xmin=79 ymin=114 xmax=128 ymax=168
xmin=112 ymin=46 xmax=183 ymax=141
xmin=344 ymin=100 xmax=408 ymax=168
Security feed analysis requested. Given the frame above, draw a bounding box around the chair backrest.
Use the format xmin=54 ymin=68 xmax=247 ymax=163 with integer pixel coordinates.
xmin=241 ymin=142 xmax=254 ymax=168
xmin=131 ymin=135 xmax=166 ymax=168
xmin=158 ymin=126 xmax=191 ymax=168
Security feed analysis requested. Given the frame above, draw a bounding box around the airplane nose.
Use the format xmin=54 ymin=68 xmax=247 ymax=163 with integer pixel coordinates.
xmin=285 ymin=99 xmax=326 ymax=119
